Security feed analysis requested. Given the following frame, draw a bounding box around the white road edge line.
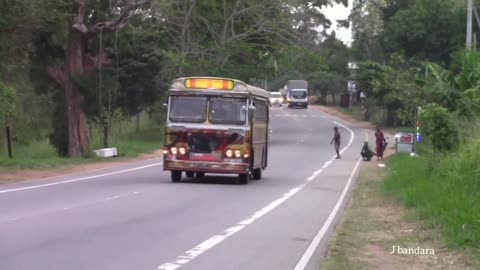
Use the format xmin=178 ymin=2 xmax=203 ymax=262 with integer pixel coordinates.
xmin=293 ymin=158 xmax=362 ymax=270
xmin=0 ymin=162 xmax=163 ymax=194
xmin=156 ymin=121 xmax=356 ymax=270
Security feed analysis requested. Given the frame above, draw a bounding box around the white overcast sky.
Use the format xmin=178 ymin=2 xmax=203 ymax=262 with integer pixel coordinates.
xmin=320 ymin=0 xmax=353 ymax=45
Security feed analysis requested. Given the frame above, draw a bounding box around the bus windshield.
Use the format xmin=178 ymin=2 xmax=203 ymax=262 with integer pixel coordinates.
xmin=169 ymin=96 xmax=207 ymax=123
xmin=209 ymin=97 xmax=247 ymax=125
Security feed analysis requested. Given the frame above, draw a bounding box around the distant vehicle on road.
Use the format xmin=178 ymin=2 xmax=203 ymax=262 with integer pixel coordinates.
xmin=269 ymin=92 xmax=283 ymax=107
xmin=163 ymin=77 xmax=270 ymax=184
xmin=285 ymin=80 xmax=308 ymax=109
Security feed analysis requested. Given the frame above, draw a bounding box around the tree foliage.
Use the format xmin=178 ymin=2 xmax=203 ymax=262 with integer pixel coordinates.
xmin=421 ymin=103 xmax=459 ymax=152
xmin=1 ymin=0 xmax=351 ymax=158
xmin=0 ymin=81 xmax=16 ymax=117
xmin=425 ymin=52 xmax=480 ymax=117
xmin=382 ymin=0 xmax=464 ymax=65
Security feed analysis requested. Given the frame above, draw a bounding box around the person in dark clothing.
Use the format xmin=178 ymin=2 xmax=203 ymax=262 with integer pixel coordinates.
xmin=375 ymin=127 xmax=385 ymax=161
xmin=330 ymin=127 xmax=341 ymax=159
xmin=361 ymin=141 xmax=374 ymax=161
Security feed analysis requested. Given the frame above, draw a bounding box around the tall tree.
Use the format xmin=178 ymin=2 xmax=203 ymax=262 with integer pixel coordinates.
xmin=382 ymin=0 xmax=464 ymax=65
xmin=40 ymin=0 xmax=152 ymax=157
xmin=350 ymin=0 xmax=386 ymax=61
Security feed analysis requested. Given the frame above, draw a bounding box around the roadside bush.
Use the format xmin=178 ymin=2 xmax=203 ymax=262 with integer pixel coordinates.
xmin=420 ymin=103 xmax=459 ymax=152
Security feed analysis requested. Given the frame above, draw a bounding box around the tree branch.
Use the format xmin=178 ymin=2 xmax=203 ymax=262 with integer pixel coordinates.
xmin=86 ymin=0 xmax=152 ymax=38
xmin=83 ymin=51 xmax=112 ymax=74
xmin=46 ymin=65 xmax=69 ymax=89
xmin=72 ymin=0 xmax=88 ymax=33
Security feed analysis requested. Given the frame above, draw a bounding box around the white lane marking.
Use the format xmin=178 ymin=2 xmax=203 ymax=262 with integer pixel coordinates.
xmin=157 ymin=184 xmax=307 ymax=270
xmin=156 ymin=120 xmax=357 ymax=270
xmin=334 ymin=121 xmax=355 ymax=154
xmin=0 ymin=162 xmax=163 ymax=194
xmin=293 ymin=158 xmax=362 ymax=270
xmin=106 ymin=195 xmax=121 ymax=200
xmin=323 ymin=160 xmax=332 ymax=169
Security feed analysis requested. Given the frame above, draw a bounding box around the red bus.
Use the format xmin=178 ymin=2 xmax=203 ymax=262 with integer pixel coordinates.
xmin=163 ymin=77 xmax=270 ymax=184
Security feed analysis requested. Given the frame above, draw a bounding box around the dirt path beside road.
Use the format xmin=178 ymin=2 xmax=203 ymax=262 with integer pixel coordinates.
xmin=0 ymin=150 xmax=163 ymax=185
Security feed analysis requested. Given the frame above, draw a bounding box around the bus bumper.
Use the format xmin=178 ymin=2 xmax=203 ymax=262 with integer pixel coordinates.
xmin=163 ymin=160 xmax=249 ymax=174
xmin=287 ymin=101 xmax=308 ymax=108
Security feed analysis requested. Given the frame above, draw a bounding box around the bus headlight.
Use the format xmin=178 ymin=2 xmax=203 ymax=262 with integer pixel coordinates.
xmin=171 ymin=147 xmax=178 ymax=155
xmin=234 ymin=150 xmax=242 ymax=158
xmin=226 ymin=149 xmax=233 ymax=157
xmin=179 ymin=147 xmax=186 ymax=155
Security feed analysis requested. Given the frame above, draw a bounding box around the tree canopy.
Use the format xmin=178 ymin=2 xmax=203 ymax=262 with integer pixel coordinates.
xmin=0 ymin=0 xmax=352 ymax=157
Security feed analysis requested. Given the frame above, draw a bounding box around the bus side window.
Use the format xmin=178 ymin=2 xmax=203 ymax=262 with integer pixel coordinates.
xmin=254 ymin=100 xmax=267 ymax=121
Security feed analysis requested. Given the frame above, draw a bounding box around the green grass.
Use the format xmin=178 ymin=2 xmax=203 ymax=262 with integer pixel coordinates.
xmin=383 ymin=146 xmax=480 ymax=249
xmin=0 ymin=115 xmax=164 ymax=170
xmin=0 ymin=139 xmax=99 ymax=169
xmin=323 ymin=158 xmax=480 ymax=270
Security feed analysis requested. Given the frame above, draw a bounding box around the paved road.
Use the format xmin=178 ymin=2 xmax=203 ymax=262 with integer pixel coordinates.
xmin=0 ymin=107 xmax=363 ymax=270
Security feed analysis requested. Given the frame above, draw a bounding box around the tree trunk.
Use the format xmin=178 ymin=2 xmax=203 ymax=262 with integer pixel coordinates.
xmin=136 ymin=113 xmax=140 ymax=133
xmin=5 ymin=123 xmax=13 ymax=159
xmin=331 ymin=92 xmax=336 ymax=106
xmin=320 ymin=92 xmax=327 ymax=105
xmin=103 ymin=123 xmax=109 ymax=148
xmin=64 ymin=31 xmax=90 ymax=157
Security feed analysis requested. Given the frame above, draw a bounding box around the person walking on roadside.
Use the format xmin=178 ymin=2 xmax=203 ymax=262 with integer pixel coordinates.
xmin=331 ymin=126 xmax=341 ymax=159
xmin=375 ymin=127 xmax=385 ymax=161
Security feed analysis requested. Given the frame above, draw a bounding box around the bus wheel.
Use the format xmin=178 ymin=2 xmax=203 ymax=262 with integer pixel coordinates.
xmin=186 ymin=171 xmax=195 ymax=178
xmin=237 ymin=173 xmax=249 ymax=185
xmin=196 ymin=172 xmax=205 ymax=178
xmin=171 ymin=171 xmax=182 ymax=182
xmin=252 ymin=168 xmax=262 ymax=180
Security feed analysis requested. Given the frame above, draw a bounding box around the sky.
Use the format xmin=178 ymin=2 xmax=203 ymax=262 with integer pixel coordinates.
xmin=320 ymin=0 xmax=354 ymax=45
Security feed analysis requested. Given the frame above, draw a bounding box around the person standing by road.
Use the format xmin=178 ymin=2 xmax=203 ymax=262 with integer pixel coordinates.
xmin=375 ymin=127 xmax=385 ymax=161
xmin=331 ymin=127 xmax=341 ymax=159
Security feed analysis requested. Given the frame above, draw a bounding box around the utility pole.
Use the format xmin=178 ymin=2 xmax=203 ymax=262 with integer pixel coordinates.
xmin=467 ymin=0 xmax=473 ymax=50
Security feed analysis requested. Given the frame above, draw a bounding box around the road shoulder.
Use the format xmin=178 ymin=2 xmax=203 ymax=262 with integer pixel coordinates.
xmin=0 ymin=150 xmax=163 ymax=185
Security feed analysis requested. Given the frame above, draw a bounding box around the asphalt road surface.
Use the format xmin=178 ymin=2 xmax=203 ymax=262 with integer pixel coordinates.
xmin=0 ymin=106 xmax=364 ymax=270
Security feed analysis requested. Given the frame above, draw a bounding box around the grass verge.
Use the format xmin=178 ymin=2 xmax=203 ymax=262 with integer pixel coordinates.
xmin=322 ymin=160 xmax=480 ymax=270
xmin=384 ymin=151 xmax=480 ymax=249
xmin=0 ymin=117 xmax=163 ymax=170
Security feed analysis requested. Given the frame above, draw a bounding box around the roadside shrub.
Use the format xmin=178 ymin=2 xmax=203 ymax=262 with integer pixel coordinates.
xmin=420 ymin=103 xmax=459 ymax=152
